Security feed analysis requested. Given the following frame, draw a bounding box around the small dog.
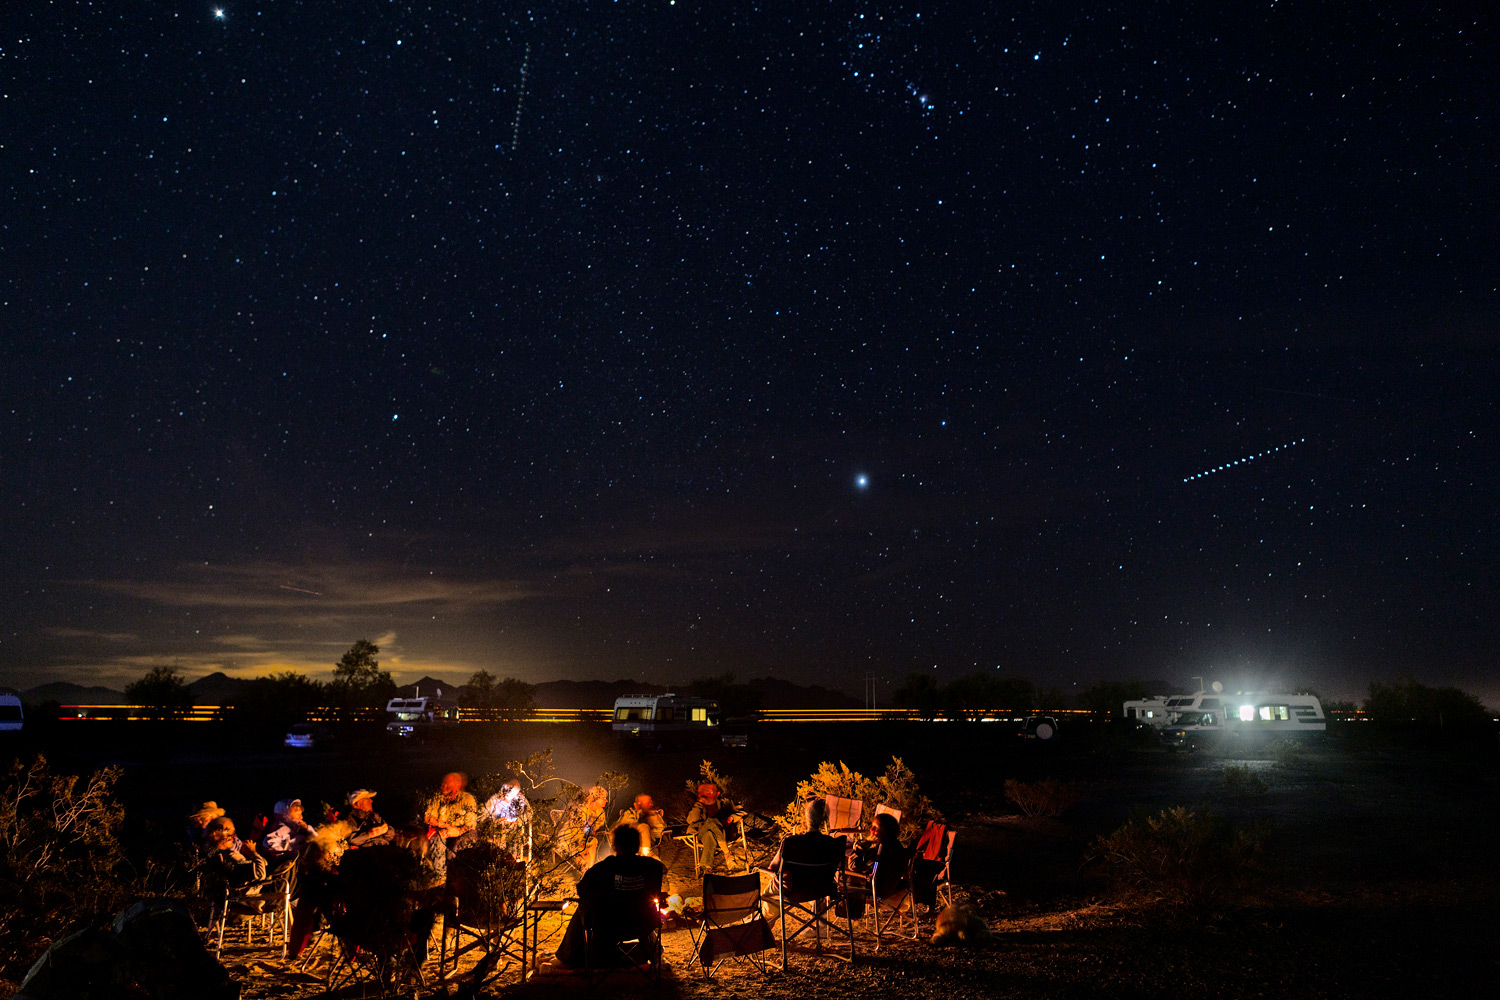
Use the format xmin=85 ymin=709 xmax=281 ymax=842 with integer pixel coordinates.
xmin=930 ymin=904 xmax=994 ymax=946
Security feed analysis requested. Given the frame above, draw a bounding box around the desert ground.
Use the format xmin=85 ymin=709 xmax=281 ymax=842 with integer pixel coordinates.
xmin=9 ymin=716 xmax=1500 ymax=998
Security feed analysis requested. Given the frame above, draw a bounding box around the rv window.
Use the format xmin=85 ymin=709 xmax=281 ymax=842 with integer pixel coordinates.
xmin=0 ymin=705 xmax=20 ymax=721
xmin=1257 ymin=705 xmax=1290 ymax=722
xmin=1200 ymin=698 xmax=1220 ymax=711
xmin=691 ymin=707 xmax=707 ymax=722
xmin=614 ymin=707 xmax=648 ymax=722
xmin=655 ymin=707 xmax=675 ymax=721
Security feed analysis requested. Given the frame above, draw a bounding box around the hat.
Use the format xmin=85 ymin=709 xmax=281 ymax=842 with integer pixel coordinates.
xmin=347 ymin=789 xmax=378 ymax=806
xmin=273 ymin=798 xmax=302 ymax=817
xmin=188 ymin=801 xmax=226 ymax=825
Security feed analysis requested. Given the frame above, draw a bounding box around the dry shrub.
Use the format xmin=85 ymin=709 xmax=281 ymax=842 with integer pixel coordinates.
xmin=1003 ymin=778 xmax=1079 ymax=818
xmin=0 ymin=755 xmax=141 ymax=981
xmin=1088 ymin=806 xmax=1268 ymax=912
xmin=1222 ymin=764 xmax=1268 ymax=798
xmin=776 ymin=758 xmax=940 ymax=844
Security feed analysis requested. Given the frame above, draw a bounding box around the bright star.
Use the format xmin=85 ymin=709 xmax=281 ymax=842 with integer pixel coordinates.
xmin=855 ymin=474 xmax=869 ymax=490
xmin=213 ymin=8 xmax=225 ymax=20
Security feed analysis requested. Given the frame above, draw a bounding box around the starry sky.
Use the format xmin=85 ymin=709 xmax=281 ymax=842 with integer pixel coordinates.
xmin=3 ymin=2 xmax=1497 ymax=704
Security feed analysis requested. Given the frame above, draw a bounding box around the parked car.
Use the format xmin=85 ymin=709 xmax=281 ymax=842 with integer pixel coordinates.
xmin=284 ymin=723 xmax=333 ymax=749
xmin=1019 ymin=716 xmax=1059 ymax=741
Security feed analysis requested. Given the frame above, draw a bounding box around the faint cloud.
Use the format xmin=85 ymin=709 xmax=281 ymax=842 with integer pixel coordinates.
xmin=46 ymin=627 xmax=140 ymax=643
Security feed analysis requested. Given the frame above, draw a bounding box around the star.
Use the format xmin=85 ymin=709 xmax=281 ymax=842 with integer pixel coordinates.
xmin=213 ymin=8 xmax=225 ymax=20
xmin=855 ymin=474 xmax=870 ymax=490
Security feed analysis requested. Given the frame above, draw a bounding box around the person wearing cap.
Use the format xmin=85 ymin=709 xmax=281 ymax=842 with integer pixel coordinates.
xmin=261 ymin=798 xmax=317 ymax=870
xmin=346 ymin=788 xmax=392 ymax=847
xmin=186 ymin=800 xmax=226 ymax=848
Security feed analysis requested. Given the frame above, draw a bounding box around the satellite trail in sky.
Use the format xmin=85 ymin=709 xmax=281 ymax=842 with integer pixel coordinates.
xmin=1184 ymin=439 xmax=1304 ymax=482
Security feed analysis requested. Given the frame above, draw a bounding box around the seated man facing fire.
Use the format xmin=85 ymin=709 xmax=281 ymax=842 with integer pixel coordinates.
xmin=346 ymin=788 xmax=393 ymax=847
xmin=557 ymin=785 xmax=610 ymax=871
xmin=547 ymin=824 xmax=664 ymax=971
xmin=686 ymin=781 xmax=745 ymax=874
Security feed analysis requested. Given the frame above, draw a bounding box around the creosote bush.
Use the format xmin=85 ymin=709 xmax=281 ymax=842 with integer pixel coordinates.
xmin=1003 ymin=778 xmax=1079 ymax=818
xmin=0 ymin=755 xmax=162 ymax=983
xmin=1088 ymin=806 xmax=1268 ymax=912
xmin=776 ymin=757 xmax=940 ymax=844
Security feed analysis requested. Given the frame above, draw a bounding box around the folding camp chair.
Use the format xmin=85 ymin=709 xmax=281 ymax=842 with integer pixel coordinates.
xmin=439 ymin=843 xmax=529 ymax=986
xmin=772 ymin=855 xmax=855 ymax=970
xmin=874 ymin=803 xmax=903 ymax=822
xmin=911 ymin=828 xmax=957 ymax=911
xmin=581 ymin=865 xmax=665 ymax=989
xmin=689 ymin=871 xmax=774 ymax=978
xmin=860 ymin=856 xmax=919 ymax=950
xmin=209 ymin=861 xmax=295 ymax=959
xmin=674 ymin=818 xmax=751 ymax=877
xmin=824 ymin=795 xmax=864 ymax=838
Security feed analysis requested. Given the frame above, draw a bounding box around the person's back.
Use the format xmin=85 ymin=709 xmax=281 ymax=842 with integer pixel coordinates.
xmin=779 ymin=830 xmax=846 ymax=868
xmin=554 ymin=823 xmax=663 ymax=968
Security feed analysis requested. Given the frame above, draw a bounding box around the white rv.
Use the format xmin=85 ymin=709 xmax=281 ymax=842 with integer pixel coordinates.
xmin=611 ymin=693 xmax=719 ymax=735
xmin=385 ymin=695 xmax=460 ymax=737
xmin=1127 ymin=681 xmax=1326 ymax=739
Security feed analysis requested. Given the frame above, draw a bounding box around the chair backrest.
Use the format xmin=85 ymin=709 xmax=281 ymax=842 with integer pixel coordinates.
xmin=777 ymin=857 xmax=841 ymax=905
xmin=874 ymin=803 xmax=903 ymax=822
xmin=870 ymin=851 xmax=913 ymax=901
xmin=914 ymin=819 xmax=948 ymax=860
xmin=585 ymin=863 xmax=664 ymax=942
xmin=824 ymin=795 xmax=863 ymax=833
xmin=701 ymin=871 xmax=763 ymax=927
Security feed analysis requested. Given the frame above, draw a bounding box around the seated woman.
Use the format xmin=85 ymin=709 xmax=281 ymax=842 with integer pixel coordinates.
xmin=550 ymin=825 xmax=664 ymax=970
xmin=557 ymin=785 xmax=609 ymax=871
xmin=481 ymin=780 xmax=532 ymax=857
xmin=849 ymin=812 xmax=910 ymax=898
xmin=202 ymin=816 xmax=267 ymax=889
xmin=260 ymin=798 xmax=317 ymax=872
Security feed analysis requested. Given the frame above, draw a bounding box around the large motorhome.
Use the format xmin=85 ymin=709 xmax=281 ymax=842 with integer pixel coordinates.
xmin=385 ymin=695 xmax=460 ymax=737
xmin=611 ymin=693 xmax=720 ymax=736
xmin=1125 ymin=682 xmax=1326 ymax=736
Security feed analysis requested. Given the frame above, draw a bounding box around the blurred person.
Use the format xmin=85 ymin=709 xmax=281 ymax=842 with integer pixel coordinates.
xmin=558 ymin=785 xmax=609 ymax=871
xmin=610 ymin=793 xmax=666 ymax=856
xmin=425 ymin=771 xmax=480 ymax=876
xmin=686 ymin=781 xmax=745 ymax=874
xmin=482 ymin=780 xmax=531 ymax=857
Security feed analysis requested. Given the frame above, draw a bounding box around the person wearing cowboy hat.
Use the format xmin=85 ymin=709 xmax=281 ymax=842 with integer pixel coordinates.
xmin=186 ymin=801 xmax=226 ymax=849
xmin=346 ymin=788 xmax=392 ymax=847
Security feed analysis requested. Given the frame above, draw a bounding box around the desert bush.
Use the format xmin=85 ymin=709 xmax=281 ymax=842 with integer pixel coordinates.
xmin=776 ymin=757 xmax=941 ymax=845
xmin=1087 ymin=806 xmax=1268 ymax=911
xmin=0 ymin=756 xmax=139 ymax=980
xmin=1222 ymin=764 xmax=1268 ymax=798
xmin=1004 ymin=777 xmax=1079 ymax=818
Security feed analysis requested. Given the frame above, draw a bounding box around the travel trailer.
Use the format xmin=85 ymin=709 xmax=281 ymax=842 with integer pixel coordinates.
xmin=385 ymin=695 xmax=460 ymax=737
xmin=611 ymin=693 xmax=720 ymax=736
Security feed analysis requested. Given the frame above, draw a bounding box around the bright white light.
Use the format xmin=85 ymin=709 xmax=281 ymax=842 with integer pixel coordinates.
xmin=1239 ymin=704 xmax=1254 ymax=721
xmin=213 ymin=7 xmax=225 ymax=19
xmin=855 ymin=474 xmax=869 ymax=489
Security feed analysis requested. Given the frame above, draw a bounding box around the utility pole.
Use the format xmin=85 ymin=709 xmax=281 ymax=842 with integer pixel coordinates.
xmin=864 ymin=675 xmax=880 ymax=710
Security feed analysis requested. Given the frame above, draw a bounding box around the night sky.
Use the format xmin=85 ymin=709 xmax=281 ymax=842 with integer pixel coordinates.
xmin=4 ymin=3 xmax=1497 ymax=704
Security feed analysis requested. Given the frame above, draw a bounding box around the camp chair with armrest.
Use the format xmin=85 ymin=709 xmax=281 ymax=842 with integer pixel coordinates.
xmin=913 ymin=828 xmax=957 ymax=911
xmin=209 ymin=858 xmax=295 ymax=960
xmin=438 ymin=842 xmax=529 ymax=986
xmin=873 ymin=803 xmax=903 ymax=822
xmin=674 ymin=816 xmax=751 ymax=877
xmin=772 ymin=855 xmax=855 ymax=970
xmin=581 ymin=866 xmax=665 ymax=989
xmin=847 ymin=854 xmax=919 ymax=950
xmin=689 ymin=871 xmax=775 ymax=978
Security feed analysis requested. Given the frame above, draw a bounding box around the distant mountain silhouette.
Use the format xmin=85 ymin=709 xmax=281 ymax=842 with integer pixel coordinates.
xmin=187 ymin=671 xmax=247 ymax=705
xmin=398 ymin=676 xmax=461 ymax=699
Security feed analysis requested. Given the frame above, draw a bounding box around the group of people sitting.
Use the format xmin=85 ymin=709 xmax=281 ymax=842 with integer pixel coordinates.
xmin=183 ymin=770 xmax=935 ymax=972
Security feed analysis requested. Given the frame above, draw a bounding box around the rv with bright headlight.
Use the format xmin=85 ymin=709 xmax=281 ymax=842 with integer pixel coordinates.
xmin=611 ymin=693 xmax=720 ymax=736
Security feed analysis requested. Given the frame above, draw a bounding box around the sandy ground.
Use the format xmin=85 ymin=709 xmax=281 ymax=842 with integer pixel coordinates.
xmin=11 ymin=719 xmax=1500 ymax=997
